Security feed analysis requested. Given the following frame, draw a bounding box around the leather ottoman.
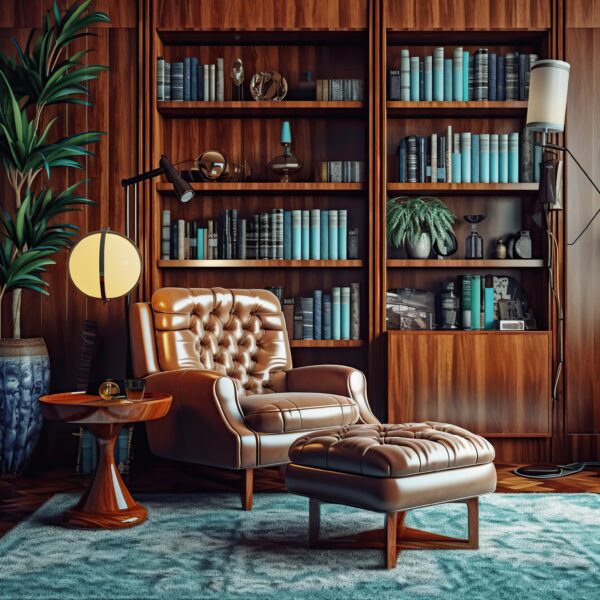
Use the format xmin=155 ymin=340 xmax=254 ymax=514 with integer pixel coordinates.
xmin=285 ymin=422 xmax=496 ymax=568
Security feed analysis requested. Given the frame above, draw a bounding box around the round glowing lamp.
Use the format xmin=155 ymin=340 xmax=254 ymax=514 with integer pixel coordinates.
xmin=68 ymin=230 xmax=142 ymax=301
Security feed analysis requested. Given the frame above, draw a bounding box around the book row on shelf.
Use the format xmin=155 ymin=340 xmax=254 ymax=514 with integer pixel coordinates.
xmin=161 ymin=209 xmax=359 ymax=261
xmin=397 ymin=128 xmax=541 ymax=184
xmin=265 ymin=285 xmax=360 ymax=341
xmin=315 ymin=79 xmax=364 ymax=101
xmin=388 ymin=47 xmax=538 ymax=102
xmin=156 ymin=56 xmax=225 ymax=101
xmin=319 ymin=161 xmax=366 ymax=183
xmin=387 ymin=274 xmax=535 ymax=331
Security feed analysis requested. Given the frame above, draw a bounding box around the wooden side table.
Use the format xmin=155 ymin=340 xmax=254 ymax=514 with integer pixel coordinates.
xmin=39 ymin=392 xmax=172 ymax=529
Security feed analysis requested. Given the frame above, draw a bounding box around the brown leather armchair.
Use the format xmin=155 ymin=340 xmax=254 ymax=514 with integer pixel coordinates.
xmin=129 ymin=287 xmax=379 ymax=509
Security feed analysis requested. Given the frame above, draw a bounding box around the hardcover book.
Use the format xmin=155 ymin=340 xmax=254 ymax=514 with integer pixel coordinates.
xmin=350 ymin=283 xmax=360 ymax=340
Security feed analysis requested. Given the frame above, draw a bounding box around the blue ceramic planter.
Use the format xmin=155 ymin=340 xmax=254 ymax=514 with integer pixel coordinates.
xmin=0 ymin=338 xmax=50 ymax=476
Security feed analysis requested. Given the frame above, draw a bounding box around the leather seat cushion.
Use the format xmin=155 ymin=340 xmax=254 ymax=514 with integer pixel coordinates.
xmin=241 ymin=392 xmax=360 ymax=434
xmin=289 ymin=422 xmax=495 ymax=478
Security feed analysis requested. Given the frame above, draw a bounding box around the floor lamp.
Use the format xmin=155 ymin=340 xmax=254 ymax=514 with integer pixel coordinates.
xmin=514 ymin=59 xmax=600 ymax=478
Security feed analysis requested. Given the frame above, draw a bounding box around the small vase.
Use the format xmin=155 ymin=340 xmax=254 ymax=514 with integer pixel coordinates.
xmin=406 ymin=232 xmax=431 ymax=259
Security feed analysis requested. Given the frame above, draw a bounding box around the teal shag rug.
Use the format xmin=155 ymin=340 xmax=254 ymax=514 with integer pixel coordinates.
xmin=0 ymin=493 xmax=599 ymax=599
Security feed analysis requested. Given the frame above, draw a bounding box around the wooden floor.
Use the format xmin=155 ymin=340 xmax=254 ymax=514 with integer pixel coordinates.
xmin=1 ymin=460 xmax=599 ymax=538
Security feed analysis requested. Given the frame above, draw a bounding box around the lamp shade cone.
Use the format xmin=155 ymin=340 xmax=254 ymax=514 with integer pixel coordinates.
xmin=526 ymin=59 xmax=570 ymax=133
xmin=68 ymin=230 xmax=142 ymax=300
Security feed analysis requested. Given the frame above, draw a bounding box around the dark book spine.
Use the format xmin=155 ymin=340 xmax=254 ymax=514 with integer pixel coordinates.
xmin=418 ymin=136 xmax=427 ymax=183
xmin=505 ymin=52 xmax=518 ymax=100
xmin=398 ymin=138 xmax=407 ymax=182
xmin=419 ymin=59 xmax=424 ymax=100
xmin=348 ymin=228 xmax=359 ymax=259
xmin=313 ymin=290 xmax=322 ymax=340
xmin=388 ymin=68 xmax=401 ymax=100
xmin=190 ymin=57 xmax=198 ymax=101
xmin=518 ymin=53 xmax=528 ymax=100
xmin=164 ymin=62 xmax=171 ymax=100
xmin=474 ymin=49 xmax=488 ymax=100
xmin=197 ymin=64 xmax=204 ymax=100
xmin=275 ymin=208 xmax=284 ymax=260
xmin=171 ymin=62 xmax=183 ymax=101
xmin=468 ymin=52 xmax=474 ymax=100
xmin=350 ymin=282 xmax=360 ymax=340
xmin=170 ymin=221 xmax=178 ymax=259
xmin=259 ymin=213 xmax=269 ymax=259
xmin=157 ymin=57 xmax=165 ymax=101
xmin=237 ymin=218 xmax=247 ymax=260
xmin=323 ymin=293 xmax=332 ymax=340
xmin=488 ymin=53 xmax=497 ymax=101
xmin=293 ymin=298 xmax=304 ymax=340
xmin=230 ymin=209 xmax=238 ymax=259
xmin=496 ymin=55 xmax=505 ymax=101
xmin=269 ymin=210 xmax=277 ymax=259
xmin=301 ymin=297 xmax=314 ymax=340
xmin=406 ymin=136 xmax=418 ymax=183
xmin=183 ymin=57 xmax=191 ymax=101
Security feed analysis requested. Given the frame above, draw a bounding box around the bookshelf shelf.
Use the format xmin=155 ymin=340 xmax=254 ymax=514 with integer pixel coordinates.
xmin=387 ymin=259 xmax=544 ymax=268
xmin=158 ymin=260 xmax=364 ymax=268
xmin=156 ymin=182 xmax=365 ymax=195
xmin=289 ymin=339 xmax=364 ymax=348
xmin=387 ymin=183 xmax=539 ymax=195
xmin=386 ymin=100 xmax=528 ymax=117
xmin=387 ymin=330 xmax=550 ymax=336
xmin=157 ymin=101 xmax=366 ymax=118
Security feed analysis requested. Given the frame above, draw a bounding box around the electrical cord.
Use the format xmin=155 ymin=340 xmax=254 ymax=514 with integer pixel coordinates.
xmin=514 ymin=462 xmax=600 ymax=479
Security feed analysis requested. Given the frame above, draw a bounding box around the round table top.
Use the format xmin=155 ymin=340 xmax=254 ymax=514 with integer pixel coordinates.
xmin=38 ymin=392 xmax=172 ymax=425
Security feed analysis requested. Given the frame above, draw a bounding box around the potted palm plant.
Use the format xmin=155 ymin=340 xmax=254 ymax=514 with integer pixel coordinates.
xmin=0 ymin=0 xmax=108 ymax=476
xmin=387 ymin=196 xmax=456 ymax=259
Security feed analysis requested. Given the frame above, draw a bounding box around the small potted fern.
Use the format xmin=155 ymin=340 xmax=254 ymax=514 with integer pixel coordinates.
xmin=387 ymin=196 xmax=455 ymax=259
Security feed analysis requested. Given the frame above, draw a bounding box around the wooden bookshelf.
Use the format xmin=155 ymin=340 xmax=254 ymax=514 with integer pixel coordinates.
xmin=158 ymin=260 xmax=364 ymax=268
xmin=156 ymin=182 xmax=365 ymax=195
xmin=387 ymin=183 xmax=539 ymax=194
xmin=386 ymin=259 xmax=545 ymax=268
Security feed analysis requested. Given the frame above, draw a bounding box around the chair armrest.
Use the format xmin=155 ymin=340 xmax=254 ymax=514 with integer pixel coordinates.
xmin=145 ymin=369 xmax=258 ymax=469
xmin=285 ymin=365 xmax=379 ymax=425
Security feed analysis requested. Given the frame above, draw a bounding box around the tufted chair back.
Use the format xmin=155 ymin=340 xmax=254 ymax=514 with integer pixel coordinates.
xmin=130 ymin=287 xmax=292 ymax=395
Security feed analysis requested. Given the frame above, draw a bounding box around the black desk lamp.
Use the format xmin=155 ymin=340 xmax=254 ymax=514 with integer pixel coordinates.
xmin=514 ymin=60 xmax=600 ymax=478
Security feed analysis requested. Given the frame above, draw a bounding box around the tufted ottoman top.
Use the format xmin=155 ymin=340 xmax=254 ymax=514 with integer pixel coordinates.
xmin=289 ymin=422 xmax=495 ymax=478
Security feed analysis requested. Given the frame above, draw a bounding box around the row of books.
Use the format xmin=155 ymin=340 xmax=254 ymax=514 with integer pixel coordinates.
xmin=319 ymin=161 xmax=366 ymax=183
xmin=315 ymin=79 xmax=364 ymax=101
xmin=388 ymin=47 xmax=538 ymax=102
xmin=76 ymin=427 xmax=132 ymax=475
xmin=161 ymin=209 xmax=359 ymax=260
xmin=276 ymin=285 xmax=360 ymax=340
xmin=156 ymin=57 xmax=225 ymax=101
xmin=396 ymin=128 xmax=542 ymax=184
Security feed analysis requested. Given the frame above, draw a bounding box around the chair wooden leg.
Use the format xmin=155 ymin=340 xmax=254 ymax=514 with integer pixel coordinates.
xmin=241 ymin=468 xmax=253 ymax=511
xmin=385 ymin=512 xmax=398 ymax=569
xmin=309 ymin=498 xmax=320 ymax=547
xmin=466 ymin=496 xmax=479 ymax=549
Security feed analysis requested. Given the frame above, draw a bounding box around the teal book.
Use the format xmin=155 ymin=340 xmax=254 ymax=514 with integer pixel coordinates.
xmin=332 ymin=287 xmax=341 ymax=340
xmin=424 ymin=55 xmax=433 ymax=101
xmin=433 ymin=47 xmax=444 ymax=101
xmin=452 ymin=47 xmax=463 ymax=101
xmin=462 ymin=50 xmax=469 ymax=102
xmin=508 ymin=132 xmax=519 ymax=183
xmin=484 ymin=275 xmax=494 ymax=330
xmin=320 ymin=210 xmax=329 ymax=259
xmin=338 ymin=209 xmax=348 ymax=260
xmin=340 ymin=287 xmax=350 ymax=340
xmin=283 ymin=210 xmax=292 ymax=259
xmin=499 ymin=134 xmax=509 ymax=183
xmin=328 ymin=210 xmax=339 ymax=260
xmin=310 ymin=209 xmax=321 ymax=259
xmin=470 ymin=275 xmax=481 ymax=330
xmin=197 ymin=228 xmax=204 ymax=259
xmin=461 ymin=132 xmax=471 ymax=183
xmin=301 ymin=210 xmax=310 ymax=260
xmin=444 ymin=58 xmax=453 ymax=100
xmin=471 ymin=134 xmax=480 ymax=183
xmin=480 ymin=134 xmax=490 ymax=183
xmin=452 ymin=153 xmax=462 ymax=183
xmin=489 ymin=134 xmax=499 ymax=183
xmin=410 ymin=57 xmax=420 ymax=101
xmin=291 ymin=210 xmax=302 ymax=259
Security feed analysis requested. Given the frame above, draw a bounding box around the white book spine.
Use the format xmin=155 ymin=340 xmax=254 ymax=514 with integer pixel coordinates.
xmin=177 ymin=220 xmax=185 ymax=260
xmin=209 ymin=64 xmax=216 ymax=101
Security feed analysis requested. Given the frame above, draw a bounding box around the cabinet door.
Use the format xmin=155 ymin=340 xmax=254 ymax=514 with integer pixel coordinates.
xmin=387 ymin=331 xmax=551 ymax=435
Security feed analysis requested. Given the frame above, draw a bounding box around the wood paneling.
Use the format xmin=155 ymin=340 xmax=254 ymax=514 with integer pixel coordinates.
xmin=388 ymin=331 xmax=552 ymax=438
xmin=565 ymin=1 xmax=600 ymax=458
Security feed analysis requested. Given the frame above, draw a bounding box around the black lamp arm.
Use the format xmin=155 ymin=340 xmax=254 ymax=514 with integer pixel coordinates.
xmin=121 ymin=166 xmax=164 ymax=187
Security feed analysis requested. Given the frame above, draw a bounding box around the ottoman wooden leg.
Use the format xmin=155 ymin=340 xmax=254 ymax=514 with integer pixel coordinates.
xmin=386 ymin=512 xmax=398 ymax=568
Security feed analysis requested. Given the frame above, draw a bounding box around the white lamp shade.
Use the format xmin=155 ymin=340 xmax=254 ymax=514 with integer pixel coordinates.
xmin=526 ymin=59 xmax=570 ymax=132
xmin=68 ymin=230 xmax=142 ymax=300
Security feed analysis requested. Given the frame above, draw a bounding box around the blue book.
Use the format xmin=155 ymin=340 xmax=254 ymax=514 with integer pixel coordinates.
xmin=313 ymin=290 xmax=323 ymax=340
xmin=197 ymin=64 xmax=204 ymax=100
xmin=461 ymin=132 xmax=471 ymax=183
xmin=338 ymin=209 xmax=348 ymax=260
xmin=410 ymin=57 xmax=420 ymax=101
xmin=484 ymin=276 xmax=494 ymax=330
xmin=499 ymin=134 xmax=508 ymax=183
xmin=328 ymin=210 xmax=339 ymax=260
xmin=508 ymin=132 xmax=519 ymax=183
xmin=197 ymin=228 xmax=204 ymax=259
xmin=183 ymin=57 xmax=191 ymax=101
xmin=323 ymin=293 xmax=332 ymax=339
xmin=470 ymin=275 xmax=481 ymax=330
xmin=340 ymin=287 xmax=350 ymax=340
xmin=496 ymin=56 xmax=505 ymax=101
xmin=480 ymin=134 xmax=490 ymax=183
xmin=433 ymin=47 xmax=444 ymax=101
xmin=320 ymin=210 xmax=329 ymax=259
xmin=490 ymin=134 xmax=499 ymax=183
xmin=332 ymin=287 xmax=341 ymax=340
xmin=291 ymin=210 xmax=302 ymax=259
xmin=310 ymin=209 xmax=320 ymax=259
xmin=452 ymin=47 xmax=463 ymax=101
xmin=452 ymin=153 xmax=462 ymax=183
xmin=424 ymin=55 xmax=432 ymax=101
xmin=301 ymin=210 xmax=310 ymax=260
xmin=190 ymin=57 xmax=198 ymax=101
xmin=444 ymin=59 xmax=453 ymax=100
xmin=488 ymin=53 xmax=497 ymax=101
xmin=283 ymin=210 xmax=292 ymax=259
xmin=471 ymin=134 xmax=480 ymax=183
xmin=462 ymin=51 xmax=469 ymax=102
